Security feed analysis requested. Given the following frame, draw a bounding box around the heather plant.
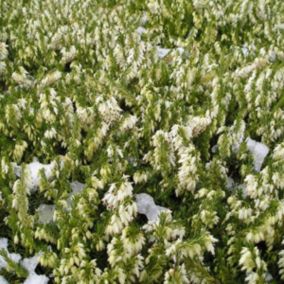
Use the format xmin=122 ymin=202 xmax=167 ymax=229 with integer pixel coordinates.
xmin=0 ymin=0 xmax=284 ymax=283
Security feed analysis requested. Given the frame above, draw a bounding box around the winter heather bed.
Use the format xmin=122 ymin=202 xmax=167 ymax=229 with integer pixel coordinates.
xmin=1 ymin=0 xmax=284 ymax=283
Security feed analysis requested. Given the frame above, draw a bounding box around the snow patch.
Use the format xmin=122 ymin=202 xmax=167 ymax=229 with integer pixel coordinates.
xmin=67 ymin=181 xmax=85 ymax=207
xmin=37 ymin=204 xmax=55 ymax=224
xmin=136 ymin=26 xmax=146 ymax=35
xmin=157 ymin=47 xmax=170 ymax=58
xmin=136 ymin=193 xmax=170 ymax=222
xmin=0 ymin=239 xmax=48 ymax=283
xmin=246 ymin=138 xmax=269 ymax=172
xmin=0 ymin=238 xmax=21 ymax=270
xmin=23 ymin=274 xmax=49 ymax=284
xmin=157 ymin=47 xmax=184 ymax=58
xmin=226 ymin=177 xmax=235 ymax=189
xmin=21 ymin=253 xmax=49 ymax=284
xmin=36 ymin=181 xmax=85 ymax=224
xmin=13 ymin=160 xmax=57 ymax=192
xmin=0 ymin=238 xmax=8 ymax=250
xmin=0 ymin=276 xmax=9 ymax=284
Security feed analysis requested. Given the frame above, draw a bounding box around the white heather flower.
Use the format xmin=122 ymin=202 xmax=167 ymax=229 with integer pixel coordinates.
xmin=121 ymin=115 xmax=138 ymax=130
xmin=1 ymin=159 xmax=10 ymax=175
xmin=133 ymin=171 xmax=148 ymax=184
xmin=13 ymin=141 xmax=28 ymax=161
xmin=44 ymin=128 xmax=57 ymax=139
xmin=0 ymin=42 xmax=8 ymax=60
xmin=0 ymin=61 xmax=6 ymax=74
xmin=103 ymin=181 xmax=133 ymax=209
xmin=98 ymin=97 xmax=122 ymax=124
xmin=40 ymin=71 xmax=62 ymax=88
xmin=61 ymin=45 xmax=77 ymax=64
xmin=118 ymin=202 xmax=137 ymax=225
xmin=239 ymin=247 xmax=255 ymax=272
xmin=244 ymin=175 xmax=258 ymax=198
xmin=12 ymin=71 xmax=33 ymax=87
xmin=238 ymin=207 xmax=252 ymax=220
xmin=164 ymin=264 xmax=189 ymax=284
xmin=105 ymin=214 xmax=124 ymax=235
xmin=183 ymin=116 xmax=211 ymax=139
xmin=272 ymin=143 xmax=284 ymax=161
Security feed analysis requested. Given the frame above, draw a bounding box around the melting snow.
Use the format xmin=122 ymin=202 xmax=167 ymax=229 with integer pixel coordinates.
xmin=37 ymin=181 xmax=85 ymax=224
xmin=0 ymin=238 xmax=21 ymax=270
xmin=0 ymin=238 xmax=8 ymax=249
xmin=157 ymin=47 xmax=170 ymax=58
xmin=37 ymin=204 xmax=55 ymax=224
xmin=136 ymin=26 xmax=146 ymax=35
xmin=246 ymin=138 xmax=269 ymax=172
xmin=136 ymin=193 xmax=170 ymax=222
xmin=67 ymin=181 xmax=85 ymax=207
xmin=23 ymin=274 xmax=49 ymax=284
xmin=226 ymin=177 xmax=235 ymax=189
xmin=21 ymin=253 xmax=49 ymax=284
xmin=13 ymin=160 xmax=57 ymax=192
xmin=157 ymin=47 xmax=184 ymax=58
xmin=0 ymin=276 xmax=9 ymax=284
xmin=0 ymin=238 xmax=48 ymax=283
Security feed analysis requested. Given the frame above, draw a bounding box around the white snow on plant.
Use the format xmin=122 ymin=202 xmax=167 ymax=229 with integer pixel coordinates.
xmin=226 ymin=177 xmax=235 ymax=189
xmin=37 ymin=204 xmax=55 ymax=224
xmin=0 ymin=238 xmax=8 ymax=250
xmin=157 ymin=47 xmax=170 ymax=58
xmin=23 ymin=273 xmax=49 ymax=284
xmin=0 ymin=238 xmax=48 ymax=283
xmin=176 ymin=47 xmax=185 ymax=54
xmin=67 ymin=181 xmax=85 ymax=207
xmin=156 ymin=47 xmax=184 ymax=58
xmin=136 ymin=26 xmax=146 ymax=35
xmin=70 ymin=181 xmax=85 ymax=194
xmin=13 ymin=159 xmax=57 ymax=192
xmin=0 ymin=237 xmax=21 ymax=269
xmin=246 ymin=138 xmax=269 ymax=172
xmin=36 ymin=181 xmax=85 ymax=224
xmin=21 ymin=253 xmax=49 ymax=284
xmin=211 ymin=144 xmax=218 ymax=153
xmin=241 ymin=45 xmax=249 ymax=56
xmin=136 ymin=193 xmax=170 ymax=222
xmin=0 ymin=276 xmax=9 ymax=284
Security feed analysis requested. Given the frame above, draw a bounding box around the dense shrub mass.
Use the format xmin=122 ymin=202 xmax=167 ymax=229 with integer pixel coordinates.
xmin=1 ymin=0 xmax=284 ymax=283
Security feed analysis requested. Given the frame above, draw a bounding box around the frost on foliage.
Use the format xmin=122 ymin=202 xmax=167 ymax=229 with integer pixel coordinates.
xmin=246 ymin=138 xmax=269 ymax=172
xmin=136 ymin=193 xmax=170 ymax=222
